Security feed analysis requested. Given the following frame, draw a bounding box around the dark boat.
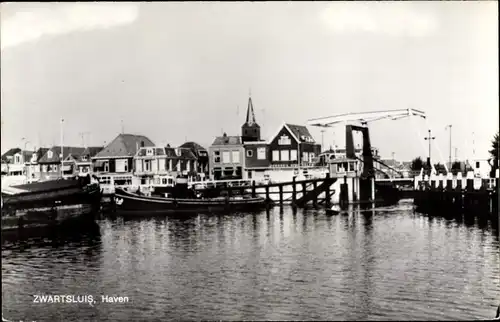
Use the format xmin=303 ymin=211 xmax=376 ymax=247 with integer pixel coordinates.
xmin=113 ymin=187 xmax=266 ymax=215
xmin=1 ymin=176 xmax=101 ymax=240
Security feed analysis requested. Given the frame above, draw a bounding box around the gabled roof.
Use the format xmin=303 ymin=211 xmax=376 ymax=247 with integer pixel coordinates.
xmin=285 ymin=124 xmax=315 ymax=143
xmin=38 ymin=146 xmax=86 ymax=164
xmin=179 ymin=142 xmax=208 ymax=158
xmin=211 ymin=134 xmax=242 ymax=146
xmin=82 ymin=147 xmax=104 ymax=158
xmin=1 ymin=148 xmax=21 ymax=162
xmin=34 ymin=148 xmax=50 ymax=162
xmin=164 ymin=147 xmax=196 ymax=160
xmin=267 ymin=123 xmax=316 ymax=144
xmin=179 ymin=141 xmax=207 ymax=152
xmin=94 ymin=134 xmax=155 ymax=158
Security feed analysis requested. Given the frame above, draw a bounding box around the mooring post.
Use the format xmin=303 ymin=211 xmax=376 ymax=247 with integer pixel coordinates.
xmin=265 ymin=185 xmax=270 ymax=202
xmin=302 ymin=182 xmax=307 ymax=203
xmin=292 ymin=176 xmax=297 ymax=206
xmin=279 ymin=184 xmax=283 ymax=205
xmin=325 ymin=173 xmax=331 ymax=207
xmin=371 ymin=177 xmax=375 ymax=202
xmin=312 ymin=180 xmax=318 ymax=207
xmin=252 ymin=180 xmax=256 ymax=198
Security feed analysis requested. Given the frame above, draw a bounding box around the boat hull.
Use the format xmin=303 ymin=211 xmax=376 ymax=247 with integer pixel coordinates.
xmin=114 ymin=188 xmax=267 ymax=215
xmin=1 ymin=179 xmax=101 ymax=241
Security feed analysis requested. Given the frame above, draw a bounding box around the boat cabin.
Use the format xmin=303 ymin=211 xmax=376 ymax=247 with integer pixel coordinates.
xmin=328 ymin=157 xmax=361 ymax=178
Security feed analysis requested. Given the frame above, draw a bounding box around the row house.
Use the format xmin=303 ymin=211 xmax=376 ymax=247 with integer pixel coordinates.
xmin=243 ymin=123 xmax=321 ymax=181
xmin=179 ymin=141 xmax=209 ymax=175
xmin=92 ymin=133 xmax=155 ymax=186
xmin=38 ymin=146 xmax=86 ymax=181
xmin=134 ymin=145 xmax=197 ymax=185
xmin=62 ymin=146 xmax=104 ymax=177
xmin=208 ymin=133 xmax=244 ymax=180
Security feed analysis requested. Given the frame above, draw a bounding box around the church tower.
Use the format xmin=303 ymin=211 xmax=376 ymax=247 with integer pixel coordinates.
xmin=241 ymin=95 xmax=261 ymax=143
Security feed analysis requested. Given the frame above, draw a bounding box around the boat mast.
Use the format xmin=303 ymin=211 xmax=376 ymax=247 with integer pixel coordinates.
xmin=60 ymin=118 xmax=64 ymax=178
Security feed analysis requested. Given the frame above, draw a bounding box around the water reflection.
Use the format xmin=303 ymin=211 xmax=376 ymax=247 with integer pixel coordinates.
xmin=2 ymin=204 xmax=499 ymax=321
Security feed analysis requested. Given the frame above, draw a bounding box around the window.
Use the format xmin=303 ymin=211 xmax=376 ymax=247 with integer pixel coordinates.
xmin=232 ymin=151 xmax=240 ymax=164
xmin=246 ymin=150 xmax=253 ymax=157
xmin=348 ymin=162 xmax=355 ymax=172
xmin=290 ymin=150 xmax=297 ymax=161
xmin=146 ymin=148 xmax=153 ymax=156
xmin=272 ymin=150 xmax=280 ymax=161
xmin=257 ymin=147 xmax=266 ymax=160
xmin=214 ymin=151 xmax=221 ymax=163
xmin=280 ymin=150 xmax=289 ymax=161
xmin=309 ymin=153 xmax=314 ymax=162
xmin=187 ymin=161 xmax=191 ymax=172
xmin=42 ymin=165 xmax=48 ymax=172
xmin=104 ymin=162 xmax=109 ymax=172
xmin=222 ymin=151 xmax=231 ymax=164
xmin=81 ymin=155 xmax=88 ymax=161
xmin=47 ymin=151 xmax=53 ymax=159
xmin=15 ymin=155 xmax=20 ymax=164
xmin=145 ymin=160 xmax=151 ymax=171
xmin=176 ymin=161 xmax=181 ymax=172
xmin=169 ymin=159 xmax=173 ymax=171
xmin=278 ymin=134 xmax=291 ymax=145
xmin=476 ymin=162 xmax=480 ymax=169
xmin=302 ymin=152 xmax=309 ymax=163
xmin=162 ymin=178 xmax=167 ymax=184
xmin=116 ymin=159 xmax=128 ymax=172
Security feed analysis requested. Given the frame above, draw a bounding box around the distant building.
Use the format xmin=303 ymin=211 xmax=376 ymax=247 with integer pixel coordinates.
xmin=25 ymin=148 xmax=50 ymax=182
xmin=38 ymin=146 xmax=86 ymax=180
xmin=467 ymin=158 xmax=493 ymax=178
xmin=134 ymin=145 xmax=197 ymax=184
xmin=179 ymin=141 xmax=209 ymax=175
xmin=62 ymin=146 xmax=104 ymax=177
xmin=209 ymin=133 xmax=244 ymax=180
xmin=92 ymin=133 xmax=155 ymax=186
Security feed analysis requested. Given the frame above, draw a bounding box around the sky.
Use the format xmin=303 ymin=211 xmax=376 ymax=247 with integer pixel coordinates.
xmin=1 ymin=1 xmax=498 ymax=162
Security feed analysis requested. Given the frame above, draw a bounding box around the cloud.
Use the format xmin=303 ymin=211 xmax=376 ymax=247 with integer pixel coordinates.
xmin=321 ymin=2 xmax=438 ymax=37
xmin=1 ymin=3 xmax=139 ymax=50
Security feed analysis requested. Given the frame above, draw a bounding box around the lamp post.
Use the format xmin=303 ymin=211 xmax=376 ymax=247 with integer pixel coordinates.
xmin=446 ymin=125 xmax=452 ymax=170
xmin=424 ymin=129 xmax=435 ymax=173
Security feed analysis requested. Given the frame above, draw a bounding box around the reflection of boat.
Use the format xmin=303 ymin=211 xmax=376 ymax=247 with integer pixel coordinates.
xmin=1 ymin=177 xmax=101 ymax=239
xmin=114 ymin=187 xmax=266 ymax=215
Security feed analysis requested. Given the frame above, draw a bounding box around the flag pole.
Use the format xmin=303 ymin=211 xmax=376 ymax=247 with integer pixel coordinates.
xmin=60 ymin=118 xmax=64 ymax=178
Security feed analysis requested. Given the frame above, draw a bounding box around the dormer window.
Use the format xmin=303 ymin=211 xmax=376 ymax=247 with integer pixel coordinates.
xmin=81 ymin=155 xmax=88 ymax=161
xmin=47 ymin=151 xmax=53 ymax=159
xmin=146 ymin=148 xmax=154 ymax=156
xmin=278 ymin=135 xmax=291 ymax=145
xmin=31 ymin=153 xmax=37 ymax=163
xmin=175 ymin=148 xmax=181 ymax=156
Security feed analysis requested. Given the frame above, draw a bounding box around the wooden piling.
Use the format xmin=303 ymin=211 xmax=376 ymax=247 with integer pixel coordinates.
xmin=251 ymin=180 xmax=256 ymax=198
xmin=265 ymin=185 xmax=270 ymax=202
xmin=279 ymin=184 xmax=283 ymax=205
xmin=325 ymin=173 xmax=331 ymax=208
xmin=292 ymin=177 xmax=297 ymax=206
xmin=312 ymin=181 xmax=318 ymax=207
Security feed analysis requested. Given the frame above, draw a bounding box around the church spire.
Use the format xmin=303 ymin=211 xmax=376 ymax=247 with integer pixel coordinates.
xmin=245 ymin=95 xmax=257 ymax=126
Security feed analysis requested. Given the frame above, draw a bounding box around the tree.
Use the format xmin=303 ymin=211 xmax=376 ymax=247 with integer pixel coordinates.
xmin=451 ymin=161 xmax=462 ymax=175
xmin=411 ymin=157 xmax=424 ymax=171
xmin=489 ymin=131 xmax=499 ymax=177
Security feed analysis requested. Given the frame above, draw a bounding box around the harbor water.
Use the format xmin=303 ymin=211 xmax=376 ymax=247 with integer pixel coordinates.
xmin=2 ymin=200 xmax=499 ymax=321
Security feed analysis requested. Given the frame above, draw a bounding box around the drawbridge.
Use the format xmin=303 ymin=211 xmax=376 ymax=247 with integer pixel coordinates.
xmin=307 ymin=108 xmax=445 ymax=201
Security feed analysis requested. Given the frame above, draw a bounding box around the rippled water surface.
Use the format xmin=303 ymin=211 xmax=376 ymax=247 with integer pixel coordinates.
xmin=2 ymin=200 xmax=499 ymax=321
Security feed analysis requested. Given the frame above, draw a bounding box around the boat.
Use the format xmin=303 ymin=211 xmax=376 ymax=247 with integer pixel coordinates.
xmin=325 ymin=205 xmax=345 ymax=215
xmin=113 ymin=187 xmax=267 ymax=215
xmin=1 ymin=176 xmax=101 ymax=240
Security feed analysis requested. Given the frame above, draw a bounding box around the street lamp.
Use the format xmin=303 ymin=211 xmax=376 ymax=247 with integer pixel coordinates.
xmin=424 ymin=129 xmax=435 ymax=173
